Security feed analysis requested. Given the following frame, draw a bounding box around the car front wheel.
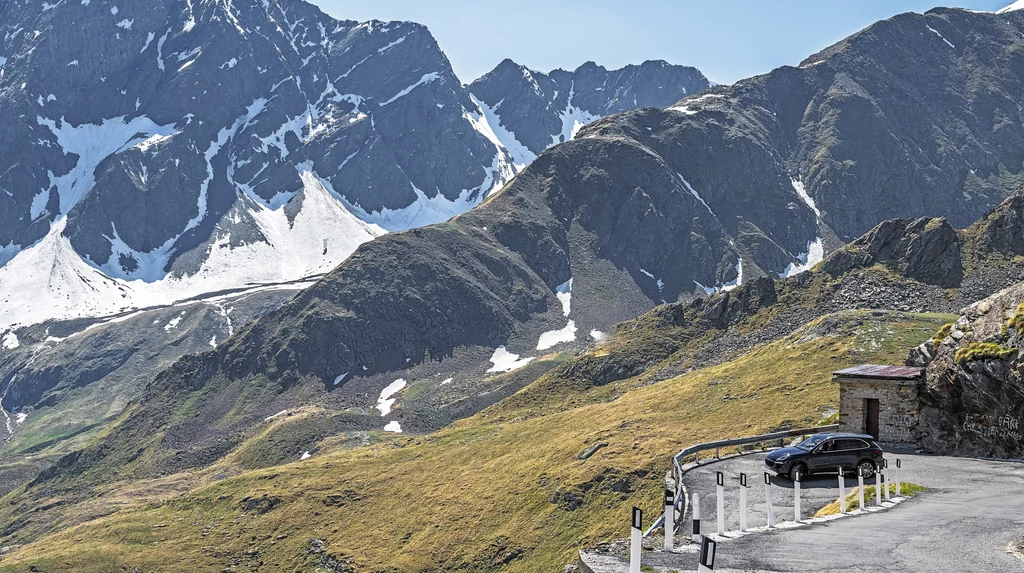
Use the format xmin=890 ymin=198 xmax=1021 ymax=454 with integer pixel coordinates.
xmin=789 ymin=463 xmax=808 ymax=481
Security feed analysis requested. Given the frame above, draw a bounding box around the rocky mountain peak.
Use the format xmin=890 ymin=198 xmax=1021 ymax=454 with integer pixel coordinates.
xmin=821 ymin=216 xmax=963 ymax=288
xmin=973 ymin=193 xmax=1024 ymax=257
xmin=0 ymin=0 xmax=707 ymax=331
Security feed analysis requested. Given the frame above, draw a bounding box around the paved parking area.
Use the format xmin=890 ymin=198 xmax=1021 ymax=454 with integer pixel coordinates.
xmin=625 ymin=453 xmax=1024 ymax=572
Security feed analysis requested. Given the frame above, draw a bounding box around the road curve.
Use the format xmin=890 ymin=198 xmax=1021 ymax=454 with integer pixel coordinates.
xmin=628 ymin=453 xmax=1024 ymax=572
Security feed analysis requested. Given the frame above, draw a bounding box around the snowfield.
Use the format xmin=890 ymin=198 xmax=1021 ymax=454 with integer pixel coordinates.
xmin=0 ymin=168 xmax=385 ymax=332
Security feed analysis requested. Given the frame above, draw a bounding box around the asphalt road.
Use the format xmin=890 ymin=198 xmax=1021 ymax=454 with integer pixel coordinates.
xmin=641 ymin=452 xmax=1024 ymax=572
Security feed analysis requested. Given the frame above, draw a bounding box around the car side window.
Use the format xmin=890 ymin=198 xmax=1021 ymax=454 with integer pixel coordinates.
xmin=836 ymin=439 xmax=868 ymax=451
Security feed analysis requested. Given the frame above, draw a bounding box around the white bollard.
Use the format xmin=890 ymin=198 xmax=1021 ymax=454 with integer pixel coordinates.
xmin=630 ymin=507 xmax=642 ymax=573
xmin=838 ymin=471 xmax=847 ymax=514
xmin=883 ymin=463 xmax=891 ymax=501
xmin=692 ymin=493 xmax=702 ymax=543
xmin=763 ymin=472 xmax=775 ymax=528
xmin=876 ymin=470 xmax=884 ymax=507
xmin=858 ymin=471 xmax=865 ymax=511
xmin=716 ymin=471 xmax=725 ymax=535
xmin=739 ymin=473 xmax=748 ymax=532
xmin=793 ymin=469 xmax=802 ymax=522
xmin=664 ymin=487 xmax=675 ymax=551
xmin=895 ymin=459 xmax=902 ymax=498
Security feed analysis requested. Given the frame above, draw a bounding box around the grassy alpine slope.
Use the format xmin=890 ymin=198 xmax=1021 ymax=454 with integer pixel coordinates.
xmin=0 ymin=310 xmax=952 ymax=572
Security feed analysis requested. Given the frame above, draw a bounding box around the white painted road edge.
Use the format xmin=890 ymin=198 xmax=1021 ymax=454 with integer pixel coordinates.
xmin=657 ymin=495 xmax=910 ymax=555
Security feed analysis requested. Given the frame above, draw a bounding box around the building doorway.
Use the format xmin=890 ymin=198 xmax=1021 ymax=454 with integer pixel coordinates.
xmin=864 ymin=398 xmax=880 ymax=440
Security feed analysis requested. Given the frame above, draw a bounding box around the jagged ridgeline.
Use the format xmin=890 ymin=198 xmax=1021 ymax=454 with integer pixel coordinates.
xmin=0 ymin=0 xmax=711 ymax=330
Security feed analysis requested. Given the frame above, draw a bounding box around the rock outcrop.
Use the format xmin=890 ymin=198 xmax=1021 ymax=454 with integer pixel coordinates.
xmin=821 ymin=217 xmax=963 ymax=287
xmin=910 ymin=282 xmax=1024 ymax=458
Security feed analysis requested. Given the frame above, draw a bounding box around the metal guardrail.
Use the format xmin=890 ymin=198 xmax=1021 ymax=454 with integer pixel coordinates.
xmin=643 ymin=424 xmax=840 ymax=537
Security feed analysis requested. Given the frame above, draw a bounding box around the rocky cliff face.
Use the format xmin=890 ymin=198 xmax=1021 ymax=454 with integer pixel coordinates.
xmin=909 ymin=281 xmax=1024 ymax=458
xmin=576 ymin=7 xmax=1024 ymax=280
xmin=821 ymin=217 xmax=963 ymax=287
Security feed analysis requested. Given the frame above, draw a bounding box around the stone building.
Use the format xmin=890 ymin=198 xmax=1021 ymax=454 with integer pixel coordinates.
xmin=834 ymin=364 xmax=923 ymax=445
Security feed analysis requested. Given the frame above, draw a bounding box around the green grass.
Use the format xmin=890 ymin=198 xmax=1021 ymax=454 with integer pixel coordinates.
xmin=1008 ymin=302 xmax=1024 ymax=331
xmin=814 ymin=482 xmax=926 ymax=516
xmin=932 ymin=323 xmax=953 ymax=350
xmin=954 ymin=341 xmax=1018 ymax=364
xmin=0 ymin=311 xmax=950 ymax=573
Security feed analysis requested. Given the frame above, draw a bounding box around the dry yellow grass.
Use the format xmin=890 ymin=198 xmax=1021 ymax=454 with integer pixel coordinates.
xmin=0 ymin=311 xmax=951 ymax=572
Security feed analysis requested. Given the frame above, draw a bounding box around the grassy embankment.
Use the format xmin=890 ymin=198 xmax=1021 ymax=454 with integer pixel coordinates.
xmin=815 ymin=483 xmax=927 ymax=517
xmin=0 ymin=310 xmax=953 ymax=572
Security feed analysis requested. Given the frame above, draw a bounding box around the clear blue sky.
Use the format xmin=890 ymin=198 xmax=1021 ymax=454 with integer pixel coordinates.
xmin=312 ymin=0 xmax=1009 ymax=84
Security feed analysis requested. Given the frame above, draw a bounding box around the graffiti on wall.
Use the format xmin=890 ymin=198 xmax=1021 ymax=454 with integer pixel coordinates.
xmin=961 ymin=414 xmax=1022 ymax=442
xmin=885 ymin=412 xmax=916 ymax=442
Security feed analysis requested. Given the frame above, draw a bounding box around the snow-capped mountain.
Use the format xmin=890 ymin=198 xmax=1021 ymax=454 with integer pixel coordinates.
xmin=468 ymin=59 xmax=710 ymax=159
xmin=0 ymin=0 xmax=705 ymax=332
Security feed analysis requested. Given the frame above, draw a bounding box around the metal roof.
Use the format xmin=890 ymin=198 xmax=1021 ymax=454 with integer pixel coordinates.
xmin=832 ymin=364 xmax=924 ymax=380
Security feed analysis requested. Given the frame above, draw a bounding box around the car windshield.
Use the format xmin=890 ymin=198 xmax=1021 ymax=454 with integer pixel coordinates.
xmin=795 ymin=435 xmax=828 ymax=451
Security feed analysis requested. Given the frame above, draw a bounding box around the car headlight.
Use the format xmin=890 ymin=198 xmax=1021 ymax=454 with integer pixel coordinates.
xmin=777 ymin=453 xmax=791 ymax=461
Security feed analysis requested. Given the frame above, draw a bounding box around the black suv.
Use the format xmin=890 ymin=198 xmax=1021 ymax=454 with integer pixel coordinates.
xmin=765 ymin=433 xmax=884 ymax=480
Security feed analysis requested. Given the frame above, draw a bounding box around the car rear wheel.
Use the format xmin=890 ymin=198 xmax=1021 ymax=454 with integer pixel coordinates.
xmin=857 ymin=460 xmax=875 ymax=479
xmin=789 ymin=463 xmax=808 ymax=481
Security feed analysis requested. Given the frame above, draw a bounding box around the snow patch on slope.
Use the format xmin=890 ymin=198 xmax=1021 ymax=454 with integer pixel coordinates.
xmin=679 ymin=173 xmax=713 ymax=214
xmin=537 ymin=279 xmax=576 ymax=350
xmin=791 ymin=178 xmax=821 ymax=219
xmin=36 ymin=115 xmax=177 ymax=216
xmin=341 ymin=183 xmax=480 ymax=232
xmin=996 ymin=1 xmax=1024 ymax=14
xmin=376 ymin=379 xmax=407 ymax=416
xmin=2 ymin=332 xmax=18 ymax=350
xmin=379 ymin=72 xmax=439 ymax=106
xmin=780 ymin=238 xmax=824 ymax=278
xmin=0 ymin=219 xmax=138 ymax=331
xmin=383 ymin=420 xmax=403 ymax=433
xmin=467 ymin=95 xmax=535 ymax=170
xmin=926 ymin=25 xmax=955 ymax=49
xmin=552 ymin=83 xmax=599 ymax=145
xmin=537 ymin=321 xmax=577 ymax=351
xmin=0 ymin=168 xmax=384 ymax=331
xmin=669 ymin=93 xmax=725 ymax=115
xmin=694 ymin=258 xmax=744 ymax=295
xmin=487 ymin=346 xmax=534 ymax=373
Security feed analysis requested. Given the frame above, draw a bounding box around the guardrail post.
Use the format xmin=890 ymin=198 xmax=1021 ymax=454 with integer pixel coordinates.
xmin=857 ymin=466 xmax=866 ymax=511
xmin=630 ymin=507 xmax=642 ymax=573
xmin=739 ymin=473 xmax=748 ymax=531
xmin=876 ymin=465 xmax=884 ymax=507
xmin=664 ymin=484 xmax=675 ymax=550
xmin=895 ymin=459 xmax=901 ymax=498
xmin=763 ymin=472 xmax=775 ymax=527
xmin=793 ymin=469 xmax=802 ymax=522
xmin=883 ymin=459 xmax=891 ymax=501
xmin=716 ymin=471 xmax=725 ymax=535
xmin=838 ymin=468 xmax=847 ymax=514
xmin=692 ymin=493 xmax=701 ymax=543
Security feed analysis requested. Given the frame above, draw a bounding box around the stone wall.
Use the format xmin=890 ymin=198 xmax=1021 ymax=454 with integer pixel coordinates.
xmin=837 ymin=376 xmax=920 ymax=445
